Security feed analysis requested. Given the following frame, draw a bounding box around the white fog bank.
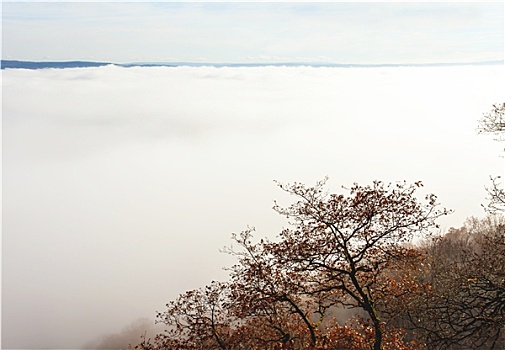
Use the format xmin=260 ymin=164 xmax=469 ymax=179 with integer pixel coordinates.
xmin=2 ymin=64 xmax=504 ymax=349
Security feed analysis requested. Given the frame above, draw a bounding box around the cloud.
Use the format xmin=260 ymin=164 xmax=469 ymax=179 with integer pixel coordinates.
xmin=2 ymin=64 xmax=505 ymax=349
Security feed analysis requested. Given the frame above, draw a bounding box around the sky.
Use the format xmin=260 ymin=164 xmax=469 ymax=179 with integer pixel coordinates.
xmin=2 ymin=2 xmax=505 ymax=350
xmin=1 ymin=2 xmax=504 ymax=64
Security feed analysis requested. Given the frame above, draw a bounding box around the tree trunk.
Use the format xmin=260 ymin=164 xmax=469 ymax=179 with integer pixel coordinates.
xmin=372 ymin=316 xmax=382 ymax=350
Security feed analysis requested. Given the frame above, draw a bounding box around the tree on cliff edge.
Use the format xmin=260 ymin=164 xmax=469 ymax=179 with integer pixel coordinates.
xmin=132 ymin=179 xmax=449 ymax=350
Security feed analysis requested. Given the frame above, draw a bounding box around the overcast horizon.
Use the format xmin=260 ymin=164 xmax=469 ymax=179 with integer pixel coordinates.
xmin=2 ymin=2 xmax=503 ymax=64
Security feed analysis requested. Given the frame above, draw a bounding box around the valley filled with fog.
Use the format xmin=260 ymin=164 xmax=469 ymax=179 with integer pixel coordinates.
xmin=2 ymin=64 xmax=504 ymax=349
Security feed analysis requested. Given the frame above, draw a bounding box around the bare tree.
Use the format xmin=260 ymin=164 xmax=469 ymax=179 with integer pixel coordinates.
xmin=410 ymin=216 xmax=505 ymax=350
xmin=477 ymin=102 xmax=505 ymax=213
xmin=477 ymin=102 xmax=505 ymax=138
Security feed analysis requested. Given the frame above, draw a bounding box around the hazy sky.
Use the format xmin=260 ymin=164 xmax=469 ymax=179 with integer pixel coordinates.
xmin=2 ymin=1 xmax=504 ymax=64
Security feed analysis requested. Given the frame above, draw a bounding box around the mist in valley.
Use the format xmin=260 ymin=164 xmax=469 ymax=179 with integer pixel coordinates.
xmin=2 ymin=64 xmax=504 ymax=349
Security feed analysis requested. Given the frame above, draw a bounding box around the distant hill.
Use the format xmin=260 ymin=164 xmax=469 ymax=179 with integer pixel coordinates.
xmin=2 ymin=59 xmax=503 ymax=70
xmin=1 ymin=60 xmax=113 ymax=69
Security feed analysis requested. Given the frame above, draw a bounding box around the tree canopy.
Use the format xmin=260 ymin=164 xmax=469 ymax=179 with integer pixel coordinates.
xmin=132 ymin=179 xmax=452 ymax=350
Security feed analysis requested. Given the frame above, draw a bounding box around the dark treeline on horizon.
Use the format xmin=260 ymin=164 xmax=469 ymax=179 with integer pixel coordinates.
xmin=2 ymin=59 xmax=503 ymax=70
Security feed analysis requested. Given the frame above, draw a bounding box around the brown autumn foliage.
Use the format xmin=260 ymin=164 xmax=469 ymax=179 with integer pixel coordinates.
xmin=406 ymin=216 xmax=505 ymax=350
xmin=131 ymin=179 xmax=450 ymax=350
xmin=397 ymin=101 xmax=505 ymax=349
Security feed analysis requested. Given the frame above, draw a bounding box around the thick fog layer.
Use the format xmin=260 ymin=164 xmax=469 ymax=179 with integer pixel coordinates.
xmin=2 ymin=65 xmax=504 ymax=349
